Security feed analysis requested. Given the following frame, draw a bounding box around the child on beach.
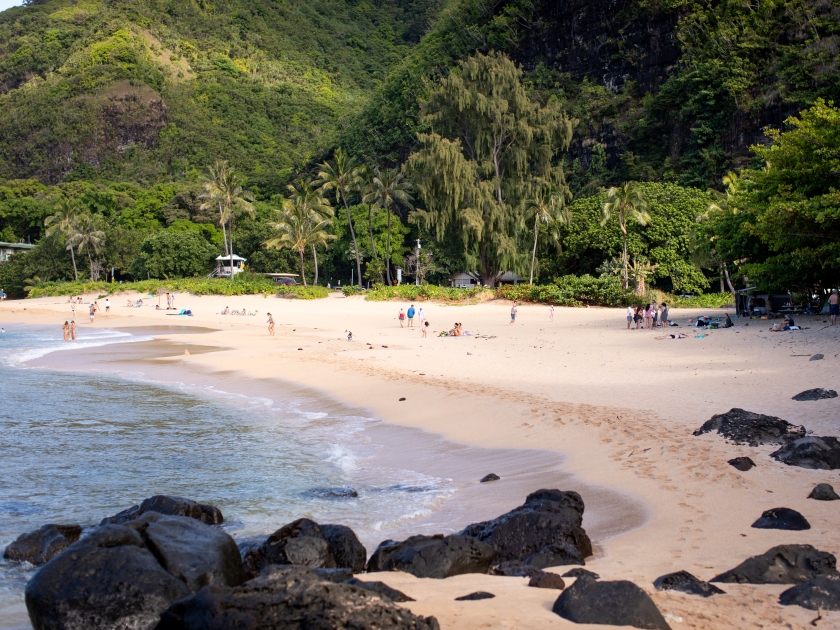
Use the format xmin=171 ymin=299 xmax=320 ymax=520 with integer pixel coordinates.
xmin=266 ymin=313 xmax=275 ymax=335
xmin=398 ymin=308 xmax=406 ymax=328
xmin=626 ymin=305 xmax=633 ymax=329
xmin=422 ymin=321 xmax=429 ymax=338
xmin=510 ymin=301 xmax=518 ymax=324
xmin=418 ymin=307 xmax=426 ymax=326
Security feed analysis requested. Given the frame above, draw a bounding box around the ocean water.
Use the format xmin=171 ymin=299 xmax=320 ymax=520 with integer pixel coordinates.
xmin=0 ymin=325 xmax=458 ymax=628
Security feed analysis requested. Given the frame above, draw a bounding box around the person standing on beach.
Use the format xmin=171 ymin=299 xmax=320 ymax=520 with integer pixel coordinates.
xmin=422 ymin=321 xmax=429 ymax=338
xmin=510 ymin=301 xmax=518 ymax=324
xmin=398 ymin=308 xmax=406 ymax=328
xmin=171 ymin=293 xmax=175 ymax=311
xmin=830 ymin=290 xmax=839 ymax=326
xmin=71 ymin=302 xmax=76 ymax=320
xmin=626 ymin=305 xmax=633 ymax=329
xmin=549 ymin=304 xmax=554 ymax=322
xmin=70 ymin=320 xmax=77 ymax=341
xmin=660 ymin=303 xmax=669 ymax=328
xmin=267 ymin=313 xmax=275 ymax=335
xmin=418 ymin=307 xmax=426 ymax=326
xmin=62 ymin=321 xmax=70 ymax=342
xmin=643 ymin=304 xmax=652 ymax=329
xmin=104 ymin=298 xmax=110 ymax=318
xmin=89 ymin=302 xmax=97 ymax=324
xmin=407 ymin=304 xmax=416 ymax=327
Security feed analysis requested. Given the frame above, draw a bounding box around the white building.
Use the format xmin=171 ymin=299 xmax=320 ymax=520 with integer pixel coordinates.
xmin=214 ymin=254 xmax=247 ymax=277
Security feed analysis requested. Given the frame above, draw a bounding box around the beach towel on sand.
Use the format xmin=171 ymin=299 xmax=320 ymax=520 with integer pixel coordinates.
xmin=166 ymin=309 xmax=192 ymax=316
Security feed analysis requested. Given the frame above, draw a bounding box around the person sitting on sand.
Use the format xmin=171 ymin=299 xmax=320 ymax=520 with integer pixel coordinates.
xmin=656 ymin=333 xmax=687 ymax=339
xmin=347 ymin=331 xmax=353 ymax=341
xmin=222 ymin=306 xmax=230 ymax=315
xmin=62 ymin=321 xmax=70 ymax=342
xmin=241 ymin=306 xmax=247 ymax=316
xmin=723 ymin=313 xmax=733 ymax=328
xmin=126 ymin=299 xmax=133 ymax=307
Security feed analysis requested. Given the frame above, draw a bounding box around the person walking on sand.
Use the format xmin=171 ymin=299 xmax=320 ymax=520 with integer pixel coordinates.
xmin=407 ymin=304 xmax=416 ymax=327
xmin=422 ymin=321 xmax=429 ymax=338
xmin=830 ymin=290 xmax=839 ymax=326
xmin=510 ymin=301 xmax=518 ymax=324
xmin=267 ymin=313 xmax=275 ymax=336
xmin=398 ymin=308 xmax=406 ymax=328
xmin=71 ymin=302 xmax=76 ymax=320
xmin=62 ymin=321 xmax=70 ymax=342
xmin=89 ymin=302 xmax=97 ymax=324
xmin=418 ymin=307 xmax=426 ymax=326
xmin=104 ymin=298 xmax=110 ymax=318
xmin=549 ymin=304 xmax=554 ymax=322
xmin=644 ymin=304 xmax=652 ymax=329
xmin=626 ymin=305 xmax=633 ymax=329
xmin=70 ymin=320 xmax=77 ymax=341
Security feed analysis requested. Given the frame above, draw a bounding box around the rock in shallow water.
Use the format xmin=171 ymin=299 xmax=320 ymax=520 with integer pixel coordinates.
xmin=366 ymin=534 xmax=495 ymax=578
xmin=751 ymin=507 xmax=811 ymax=531
xmin=693 ymin=408 xmax=805 ymax=446
xmin=779 ymin=574 xmax=840 ymax=611
xmin=3 ymin=524 xmax=82 ymax=566
xmin=771 ymin=436 xmax=840 ymax=470
xmin=157 ymin=565 xmax=439 ymax=630
xmin=809 ymin=483 xmax=840 ymax=501
xmin=727 ymin=457 xmax=755 ymax=471
xmin=100 ymin=495 xmax=223 ymax=526
xmin=653 ymin=571 xmax=724 ymax=597
xmin=792 ymin=388 xmax=838 ymax=401
xmin=458 ymin=489 xmax=592 ymax=564
xmin=552 ymin=577 xmax=671 ymax=629
xmin=712 ymin=544 xmax=836 ymax=584
xmin=480 ymin=474 xmax=500 ymax=483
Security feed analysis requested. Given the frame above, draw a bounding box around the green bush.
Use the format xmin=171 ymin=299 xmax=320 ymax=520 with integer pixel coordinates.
xmin=341 ymin=285 xmax=366 ymax=296
xmin=497 ymin=275 xmax=634 ymax=307
xmin=363 ymin=284 xmax=493 ymax=302
xmin=669 ymin=293 xmax=734 ymax=309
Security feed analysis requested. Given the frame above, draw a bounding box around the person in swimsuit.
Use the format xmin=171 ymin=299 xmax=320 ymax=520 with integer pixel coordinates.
xmin=398 ymin=308 xmax=406 ymax=327
xmin=626 ymin=305 xmax=633 ymax=329
xmin=89 ymin=303 xmax=96 ymax=323
xmin=266 ymin=313 xmax=275 ymax=335
xmin=422 ymin=321 xmax=429 ymax=338
xmin=510 ymin=301 xmax=518 ymax=324
xmin=70 ymin=320 xmax=77 ymax=341
xmin=104 ymin=298 xmax=110 ymax=317
xmin=830 ymin=290 xmax=839 ymax=326
xmin=62 ymin=321 xmax=70 ymax=342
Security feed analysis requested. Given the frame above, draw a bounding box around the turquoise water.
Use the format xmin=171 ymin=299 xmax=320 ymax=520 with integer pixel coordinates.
xmin=0 ymin=325 xmax=456 ymax=628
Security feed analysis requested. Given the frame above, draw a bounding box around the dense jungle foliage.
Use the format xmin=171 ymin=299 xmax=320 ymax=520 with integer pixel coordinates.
xmin=0 ymin=0 xmax=838 ymax=303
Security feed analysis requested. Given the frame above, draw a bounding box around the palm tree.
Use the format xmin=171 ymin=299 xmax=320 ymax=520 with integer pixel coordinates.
xmin=601 ymin=182 xmax=651 ymax=289
xmin=286 ymin=179 xmax=333 ymax=285
xmin=628 ymin=256 xmax=657 ymax=296
xmin=317 ymin=149 xmax=363 ymax=287
xmin=199 ymin=161 xmax=255 ymax=277
xmin=527 ymin=187 xmax=571 ymax=284
xmin=265 ymin=199 xmax=334 ymax=286
xmin=357 ymin=165 xmax=379 ymax=264
xmin=364 ymin=167 xmax=413 ymax=285
xmin=44 ymin=200 xmax=80 ymax=281
xmin=68 ymin=214 xmax=106 ymax=280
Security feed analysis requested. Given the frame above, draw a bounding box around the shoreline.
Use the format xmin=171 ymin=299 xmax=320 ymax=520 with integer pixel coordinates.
xmin=3 ymin=293 xmax=840 ymax=628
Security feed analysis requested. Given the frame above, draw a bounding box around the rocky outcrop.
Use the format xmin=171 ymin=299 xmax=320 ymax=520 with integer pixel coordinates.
xmin=367 ymin=534 xmax=495 ymax=578
xmin=480 ymin=474 xmax=500 ymax=483
xmin=809 ymin=483 xmax=840 ymax=501
xmin=525 ymin=542 xmax=585 ymax=568
xmin=751 ymin=507 xmax=811 ymax=531
xmin=529 ymin=572 xmax=566 ymax=589
xmin=100 ymin=495 xmax=223 ymax=526
xmin=779 ymin=574 xmax=840 ymax=611
xmin=243 ymin=518 xmax=366 ymax=578
xmin=3 ymin=524 xmax=82 ymax=566
xmin=712 ymin=545 xmax=836 ymax=584
xmin=653 ymin=571 xmax=724 ymax=597
xmin=346 ymin=578 xmax=415 ymax=602
xmin=156 ymin=565 xmax=439 ymax=630
xmin=552 ymin=576 xmax=671 ymax=629
xmin=693 ymin=409 xmax=805 ymax=446
xmin=25 ymin=513 xmax=245 ymax=630
xmin=792 ymin=388 xmax=838 ymax=401
xmin=458 ymin=489 xmax=592 ymax=565
xmin=771 ymin=436 xmax=840 ymax=470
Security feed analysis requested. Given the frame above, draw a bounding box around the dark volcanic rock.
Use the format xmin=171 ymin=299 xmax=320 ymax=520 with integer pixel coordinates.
xmin=809 ymin=483 xmax=840 ymax=501
xmin=244 ymin=518 xmax=336 ymax=578
xmin=529 ymin=572 xmax=566 ymax=590
xmin=779 ymin=574 xmax=840 ymax=611
xmin=458 ymin=489 xmax=592 ymax=564
xmin=157 ymin=565 xmax=439 ymax=630
xmin=490 ymin=560 xmax=544 ymax=578
xmin=25 ymin=523 xmax=192 ymax=630
xmin=346 ymin=578 xmax=415 ymax=602
xmin=321 ymin=524 xmax=367 ymax=573
xmin=480 ymin=474 xmax=500 ymax=483
xmin=810 ymin=354 xmax=824 ymax=361
xmin=3 ymin=524 xmax=82 ymax=566
xmin=563 ymin=568 xmax=600 ymax=580
xmin=712 ymin=545 xmax=836 ymax=584
xmin=751 ymin=507 xmax=811 ymax=531
xmin=366 ymin=534 xmax=495 ymax=579
xmin=525 ymin=542 xmax=584 ymax=568
xmin=552 ymin=578 xmax=671 ymax=629
xmin=792 ymin=388 xmax=838 ymax=401
xmin=693 ymin=408 xmax=806 ymax=446
xmin=771 ymin=436 xmax=840 ymax=470
xmin=301 ymin=487 xmax=359 ymax=499
xmin=653 ymin=571 xmax=724 ymax=597
xmin=311 ymin=567 xmax=354 ymax=583
xmin=455 ymin=591 xmax=495 ymax=601
xmin=127 ymin=512 xmax=245 ymax=590
xmin=100 ymin=495 xmax=223 ymax=526
xmin=728 ymin=457 xmax=756 ymax=471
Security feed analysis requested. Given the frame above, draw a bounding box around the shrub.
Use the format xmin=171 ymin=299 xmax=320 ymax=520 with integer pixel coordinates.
xmin=669 ymin=293 xmax=734 ymax=309
xmin=363 ymin=284 xmax=493 ymax=302
xmin=497 ymin=275 xmax=634 ymax=307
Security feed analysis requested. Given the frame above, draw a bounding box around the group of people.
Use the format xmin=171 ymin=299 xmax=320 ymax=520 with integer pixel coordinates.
xmin=61 ymin=320 xmax=77 ymax=341
xmin=398 ymin=304 xmax=425 ymax=328
xmin=627 ymin=302 xmax=669 ymax=330
xmin=222 ymin=306 xmax=255 ymax=316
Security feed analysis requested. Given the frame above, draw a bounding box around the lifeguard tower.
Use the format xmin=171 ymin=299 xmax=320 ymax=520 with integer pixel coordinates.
xmin=214 ymin=254 xmax=247 ymax=278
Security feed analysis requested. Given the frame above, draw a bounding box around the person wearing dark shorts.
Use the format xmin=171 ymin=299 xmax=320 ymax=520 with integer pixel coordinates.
xmin=830 ymin=290 xmax=839 ymax=326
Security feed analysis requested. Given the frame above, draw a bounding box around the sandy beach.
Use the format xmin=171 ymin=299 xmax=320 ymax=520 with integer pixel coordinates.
xmin=3 ymin=290 xmax=839 ymax=629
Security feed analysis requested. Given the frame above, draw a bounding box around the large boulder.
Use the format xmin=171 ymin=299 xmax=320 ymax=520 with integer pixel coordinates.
xmin=693 ymin=409 xmax=805 ymax=446
xmin=156 ymin=565 xmax=439 ymax=630
xmin=100 ymin=495 xmax=223 ymax=526
xmin=458 ymin=489 xmax=592 ymax=564
xmin=525 ymin=542 xmax=584 ymax=569
xmin=243 ymin=519 xmax=366 ymax=578
xmin=552 ymin=577 xmax=671 ymax=629
xmin=366 ymin=534 xmax=495 ymax=578
xmin=25 ymin=525 xmax=191 ymax=630
xmin=779 ymin=574 xmax=840 ymax=611
xmin=711 ymin=545 xmax=836 ymax=584
xmin=25 ymin=514 xmax=245 ymax=630
xmin=653 ymin=571 xmax=724 ymax=597
xmin=792 ymin=388 xmax=838 ymax=401
xmin=751 ymin=507 xmax=810 ymax=531
xmin=771 ymin=436 xmax=840 ymax=470
xmin=4 ymin=524 xmax=82 ymax=566
xmin=809 ymin=483 xmax=840 ymax=501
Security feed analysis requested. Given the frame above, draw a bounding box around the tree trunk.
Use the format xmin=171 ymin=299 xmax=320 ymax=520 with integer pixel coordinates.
xmin=622 ymin=235 xmax=629 ymax=290
xmin=342 ymin=192 xmax=363 ymax=288
xmin=88 ymin=252 xmax=94 ymax=282
xmin=219 ymin=203 xmax=229 ymax=256
xmin=385 ymin=206 xmax=392 ymax=285
xmin=530 ymin=222 xmax=539 ymax=285
xmin=312 ymin=245 xmax=319 ymax=285
xmin=70 ymin=246 xmax=78 ymax=282
xmin=723 ymin=263 xmax=738 ymax=310
xmin=367 ymin=204 xmax=378 ymax=259
xmin=229 ymin=216 xmax=234 ymax=280
xmin=300 ymin=251 xmax=307 ymax=287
